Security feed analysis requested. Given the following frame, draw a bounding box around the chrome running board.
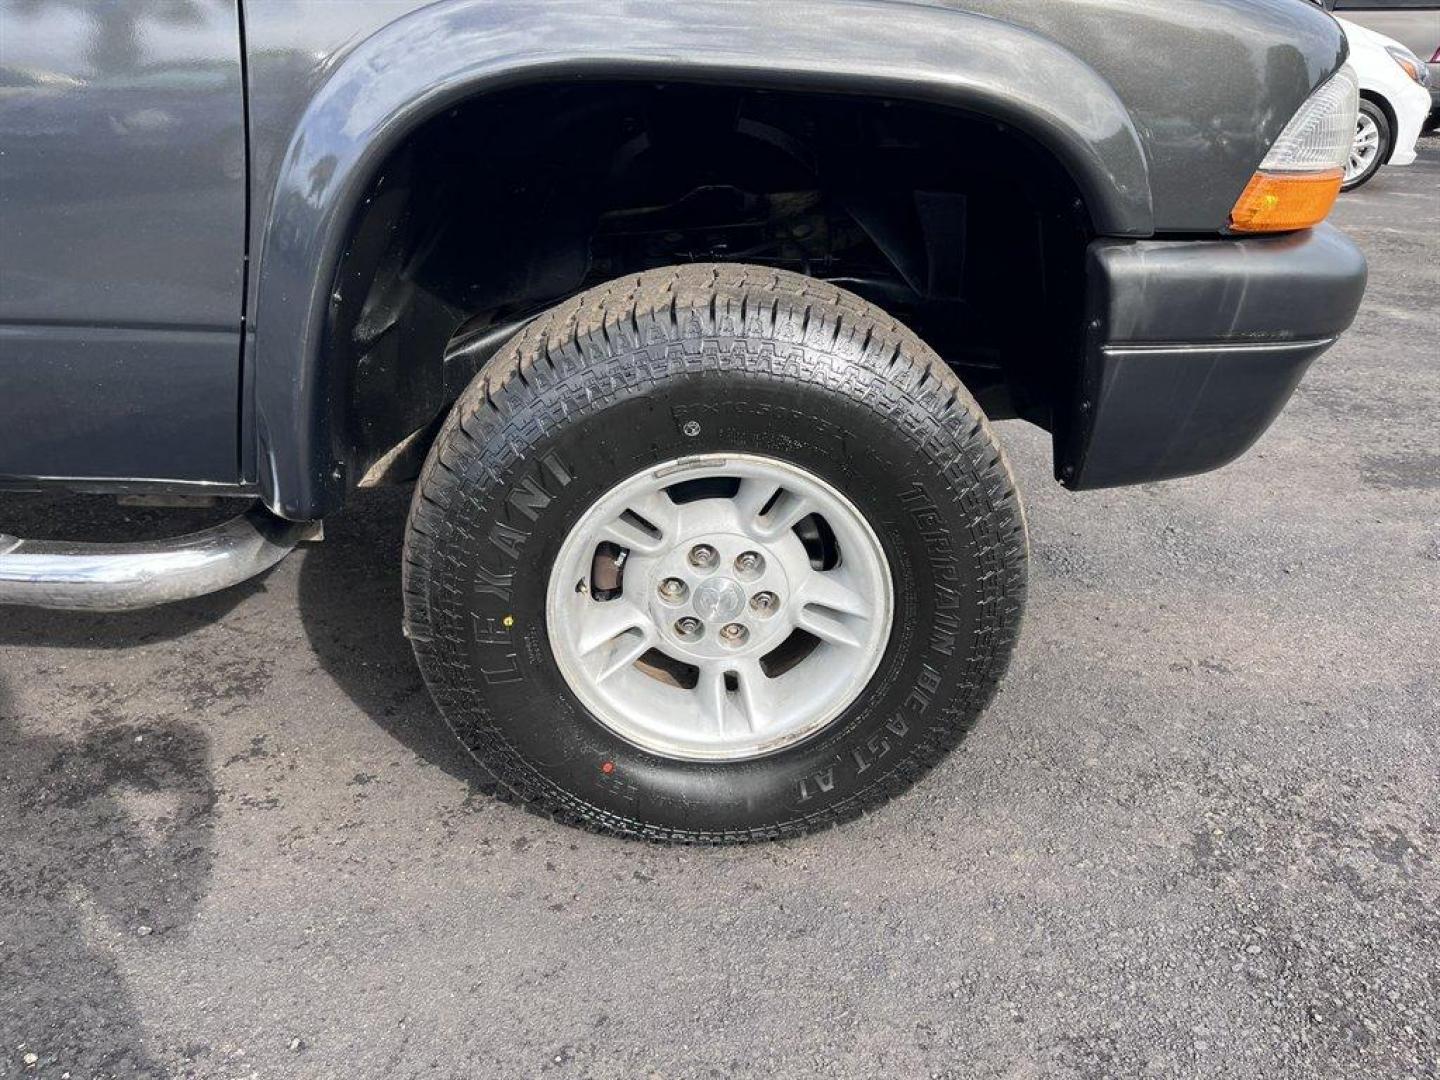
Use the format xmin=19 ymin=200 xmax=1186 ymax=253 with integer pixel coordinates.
xmin=0 ymin=504 xmax=306 ymax=611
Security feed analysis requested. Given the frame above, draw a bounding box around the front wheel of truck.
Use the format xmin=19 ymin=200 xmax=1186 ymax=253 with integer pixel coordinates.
xmin=402 ymin=264 xmax=1027 ymax=842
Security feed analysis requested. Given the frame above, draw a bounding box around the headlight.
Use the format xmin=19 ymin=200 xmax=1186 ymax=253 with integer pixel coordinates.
xmin=1386 ymin=44 xmax=1430 ymax=86
xmin=1230 ymin=64 xmax=1358 ymax=233
xmin=1256 ymin=64 xmax=1359 ymax=174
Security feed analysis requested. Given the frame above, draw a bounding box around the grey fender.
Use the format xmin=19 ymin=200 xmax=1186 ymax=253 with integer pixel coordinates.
xmin=251 ymin=0 xmax=1153 ymax=520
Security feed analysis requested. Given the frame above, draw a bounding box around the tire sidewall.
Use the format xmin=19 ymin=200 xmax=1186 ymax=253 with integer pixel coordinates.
xmin=414 ymin=355 xmax=1017 ymax=837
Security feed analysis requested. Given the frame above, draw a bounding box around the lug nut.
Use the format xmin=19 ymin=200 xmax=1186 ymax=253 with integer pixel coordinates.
xmin=658 ymin=577 xmax=688 ymax=603
xmin=675 ymin=617 xmax=703 ymax=640
xmin=734 ymin=551 xmax=765 ymax=576
xmin=719 ymin=623 xmax=750 ymax=647
xmin=750 ymin=591 xmax=779 ymax=616
xmin=688 ymin=544 xmax=719 ymax=570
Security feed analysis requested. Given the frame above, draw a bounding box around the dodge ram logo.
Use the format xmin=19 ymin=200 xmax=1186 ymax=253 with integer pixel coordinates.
xmin=693 ymin=577 xmax=745 ymax=622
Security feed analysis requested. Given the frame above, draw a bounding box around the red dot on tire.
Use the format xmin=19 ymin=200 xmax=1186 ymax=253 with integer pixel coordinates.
xmin=600 ymin=761 xmax=615 ymax=774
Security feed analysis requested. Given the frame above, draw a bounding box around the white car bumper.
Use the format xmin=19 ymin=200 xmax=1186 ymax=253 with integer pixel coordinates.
xmin=1388 ymin=77 xmax=1432 ymax=167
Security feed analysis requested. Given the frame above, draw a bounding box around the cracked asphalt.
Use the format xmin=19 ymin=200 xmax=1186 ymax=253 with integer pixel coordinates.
xmin=2 ymin=138 xmax=1437 ymax=1080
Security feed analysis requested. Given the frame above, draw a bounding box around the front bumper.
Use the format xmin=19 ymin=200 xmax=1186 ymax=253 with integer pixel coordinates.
xmin=1057 ymin=224 xmax=1367 ymax=490
xmin=1389 ymin=78 xmax=1433 ymax=167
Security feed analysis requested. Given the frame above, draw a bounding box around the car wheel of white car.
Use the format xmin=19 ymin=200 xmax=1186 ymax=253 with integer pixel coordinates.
xmin=1342 ymin=100 xmax=1392 ymax=191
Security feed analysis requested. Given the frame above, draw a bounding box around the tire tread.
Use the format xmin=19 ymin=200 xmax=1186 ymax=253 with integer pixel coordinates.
xmin=404 ymin=264 xmax=1027 ymax=843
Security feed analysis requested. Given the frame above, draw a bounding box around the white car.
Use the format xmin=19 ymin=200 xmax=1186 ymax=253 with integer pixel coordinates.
xmin=1338 ymin=16 xmax=1433 ymax=189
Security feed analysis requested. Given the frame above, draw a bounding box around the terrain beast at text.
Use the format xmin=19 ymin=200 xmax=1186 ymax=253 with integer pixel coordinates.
xmin=0 ymin=0 xmax=1368 ymax=840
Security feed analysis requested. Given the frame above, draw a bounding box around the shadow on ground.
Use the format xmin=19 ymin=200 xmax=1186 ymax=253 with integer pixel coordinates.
xmin=295 ymin=486 xmax=482 ymax=786
xmin=0 ymin=682 xmax=217 ymax=1078
xmin=0 ymin=585 xmax=261 ymax=652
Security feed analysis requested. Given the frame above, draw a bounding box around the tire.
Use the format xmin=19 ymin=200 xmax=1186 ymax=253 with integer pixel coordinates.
xmin=403 ymin=264 xmax=1027 ymax=842
xmin=1343 ymin=99 xmax=1392 ymax=191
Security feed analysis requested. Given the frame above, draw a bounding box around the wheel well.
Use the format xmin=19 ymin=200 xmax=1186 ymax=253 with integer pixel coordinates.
xmin=327 ymin=81 xmax=1094 ymax=486
xmin=1360 ymin=90 xmax=1399 ymax=163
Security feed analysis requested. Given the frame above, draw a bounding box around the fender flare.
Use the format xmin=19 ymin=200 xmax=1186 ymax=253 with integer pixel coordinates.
xmin=251 ymin=0 xmax=1153 ymax=519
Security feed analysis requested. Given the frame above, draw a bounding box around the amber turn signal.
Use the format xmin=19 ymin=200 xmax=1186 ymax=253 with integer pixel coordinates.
xmin=1228 ymin=169 xmax=1344 ymax=233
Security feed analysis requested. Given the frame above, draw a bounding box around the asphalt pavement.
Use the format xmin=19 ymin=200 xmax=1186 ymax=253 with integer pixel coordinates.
xmin=2 ymin=138 xmax=1437 ymax=1080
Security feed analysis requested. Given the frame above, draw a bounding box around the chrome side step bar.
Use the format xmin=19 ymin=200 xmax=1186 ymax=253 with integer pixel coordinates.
xmin=0 ymin=504 xmax=307 ymax=611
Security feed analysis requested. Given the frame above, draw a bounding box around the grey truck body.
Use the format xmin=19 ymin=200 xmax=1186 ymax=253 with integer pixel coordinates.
xmin=0 ymin=0 xmax=1365 ymax=519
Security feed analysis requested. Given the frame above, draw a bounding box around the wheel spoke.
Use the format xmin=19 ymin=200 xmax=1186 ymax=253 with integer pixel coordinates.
xmin=734 ymin=478 xmax=815 ymax=538
xmin=599 ymin=491 xmax=676 ymax=554
xmin=765 ymin=491 xmax=817 ymax=535
xmin=593 ymin=628 xmax=656 ymax=683
xmin=694 ymin=662 xmax=731 ymax=733
xmin=797 ymin=569 xmax=872 ymax=620
xmin=733 ymin=477 xmax=782 ymax=523
xmin=728 ymin=657 xmax=771 ymax=733
xmin=694 ymin=658 xmax=774 ymax=734
xmin=576 ymin=599 xmax=653 ymax=657
xmin=795 ymin=569 xmax=875 ymax=649
xmin=796 ymin=607 xmax=865 ymax=649
xmin=546 ymin=452 xmax=895 ymax=760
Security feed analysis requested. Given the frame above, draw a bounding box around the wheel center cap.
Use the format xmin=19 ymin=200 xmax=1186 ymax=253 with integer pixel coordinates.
xmin=693 ymin=576 xmax=745 ymax=622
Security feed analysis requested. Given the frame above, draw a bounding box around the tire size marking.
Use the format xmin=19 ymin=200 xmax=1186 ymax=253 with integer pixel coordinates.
xmin=796 ymin=767 xmax=836 ymax=803
xmin=597 ymin=768 xmax=639 ymax=806
xmin=468 ymin=452 xmax=575 ymax=683
xmin=474 ymin=563 xmax=514 ymax=601
xmin=471 ymin=451 xmax=575 ymax=604
xmin=899 ymin=483 xmax=964 ymax=662
xmin=795 ymin=483 xmax=960 ymax=805
xmin=929 ymin=594 xmax=961 ymax=658
xmin=488 ymin=521 xmax=528 ymax=561
xmin=470 ymin=614 xmax=521 ymax=684
xmin=474 ymin=615 xmax=513 ymax=645
xmin=851 ymin=714 xmax=912 ymax=775
xmin=479 ymin=654 xmax=523 ymax=686
xmin=507 ymin=454 xmax=573 ymax=521
xmin=904 ymin=662 xmax=941 ymax=718
xmin=798 ymin=671 xmax=936 ymax=800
